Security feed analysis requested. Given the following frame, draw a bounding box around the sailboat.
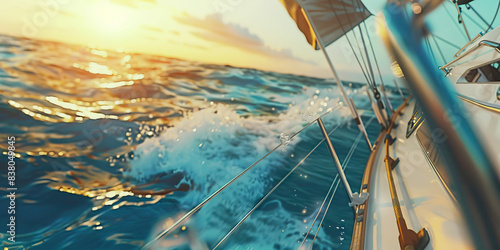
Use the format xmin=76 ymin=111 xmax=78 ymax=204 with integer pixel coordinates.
xmin=143 ymin=0 xmax=500 ymax=249
xmin=280 ymin=0 xmax=500 ymax=249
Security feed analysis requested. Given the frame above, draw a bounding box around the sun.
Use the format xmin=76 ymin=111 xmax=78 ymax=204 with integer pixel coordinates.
xmin=92 ymin=2 xmax=134 ymax=36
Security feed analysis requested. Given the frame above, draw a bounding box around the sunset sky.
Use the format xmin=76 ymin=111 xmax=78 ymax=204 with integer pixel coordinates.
xmin=0 ymin=0 xmax=497 ymax=82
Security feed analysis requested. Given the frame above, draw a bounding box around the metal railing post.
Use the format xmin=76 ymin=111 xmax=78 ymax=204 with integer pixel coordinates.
xmin=317 ymin=118 xmax=368 ymax=207
xmin=454 ymin=33 xmax=482 ymax=58
xmin=441 ymin=40 xmax=500 ymax=74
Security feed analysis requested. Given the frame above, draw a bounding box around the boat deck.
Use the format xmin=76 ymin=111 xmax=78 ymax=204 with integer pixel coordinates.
xmin=363 ymin=101 xmax=474 ymax=250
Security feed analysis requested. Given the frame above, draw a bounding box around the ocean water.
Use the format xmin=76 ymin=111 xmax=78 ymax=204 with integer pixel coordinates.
xmin=0 ymin=34 xmax=405 ymax=249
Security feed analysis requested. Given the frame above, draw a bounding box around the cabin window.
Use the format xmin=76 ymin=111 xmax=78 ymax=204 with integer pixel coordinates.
xmin=461 ymin=59 xmax=500 ymax=83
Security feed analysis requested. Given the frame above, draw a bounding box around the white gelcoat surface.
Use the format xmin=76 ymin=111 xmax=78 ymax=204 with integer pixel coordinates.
xmin=364 ymin=101 xmax=474 ymax=250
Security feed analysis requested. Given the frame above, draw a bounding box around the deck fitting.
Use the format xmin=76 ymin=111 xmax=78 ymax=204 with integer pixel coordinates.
xmin=385 ymin=134 xmax=396 ymax=145
xmin=356 ymin=215 xmax=363 ymax=222
xmin=386 ymin=156 xmax=400 ymax=170
xmin=357 ymin=208 xmax=364 ymax=215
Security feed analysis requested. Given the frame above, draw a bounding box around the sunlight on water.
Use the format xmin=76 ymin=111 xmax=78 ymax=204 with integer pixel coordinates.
xmin=0 ymin=34 xmax=406 ymax=249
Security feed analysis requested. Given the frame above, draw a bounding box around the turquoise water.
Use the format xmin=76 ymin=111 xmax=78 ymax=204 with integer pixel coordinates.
xmin=0 ymin=34 xmax=405 ymax=249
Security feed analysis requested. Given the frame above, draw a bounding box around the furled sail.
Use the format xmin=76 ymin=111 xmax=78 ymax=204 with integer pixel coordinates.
xmin=279 ymin=0 xmax=371 ymax=50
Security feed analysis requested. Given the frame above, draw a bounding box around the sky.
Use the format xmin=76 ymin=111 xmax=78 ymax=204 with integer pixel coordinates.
xmin=0 ymin=0 xmax=498 ymax=83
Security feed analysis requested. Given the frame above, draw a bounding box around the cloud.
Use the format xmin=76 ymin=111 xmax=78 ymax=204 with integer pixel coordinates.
xmin=183 ymin=42 xmax=208 ymax=51
xmin=111 ymin=0 xmax=156 ymax=9
xmin=174 ymin=13 xmax=313 ymax=63
xmin=141 ymin=25 xmax=163 ymax=33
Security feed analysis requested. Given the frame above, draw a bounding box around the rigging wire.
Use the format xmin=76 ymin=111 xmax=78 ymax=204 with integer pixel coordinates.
xmin=328 ymin=1 xmax=376 ymax=91
xmin=357 ymin=24 xmax=377 ymax=89
xmin=349 ymin=2 xmax=376 ymax=88
xmin=447 ymin=0 xmax=488 ymax=31
xmin=214 ymin=88 xmax=376 ymax=249
xmin=308 ymin=116 xmax=375 ymax=249
xmin=425 ymin=36 xmax=439 ymax=67
xmin=362 ymin=19 xmax=385 ymax=88
xmin=215 ymin=109 xmax=375 ymax=249
xmin=466 ymin=3 xmax=490 ymax=28
xmin=363 ymin=18 xmax=393 ymax=115
xmin=431 ymin=34 xmax=448 ymax=65
xmin=462 ymin=9 xmax=488 ymax=30
xmin=431 ymin=33 xmax=462 ymax=50
xmin=337 ymin=0 xmax=373 ymax=86
xmin=485 ymin=0 xmax=500 ymax=32
xmin=348 ymin=0 xmax=385 ymax=110
xmin=324 ymin=1 xmax=373 ymax=89
xmin=299 ymin=117 xmax=370 ymax=249
xmin=354 ymin=27 xmax=375 ymax=86
xmin=339 ymin=0 xmax=374 ymax=86
xmin=213 ymin=120 xmax=344 ymax=249
xmin=360 ymin=18 xmax=394 ymax=114
xmin=141 ymin=105 xmax=343 ymax=249
xmin=443 ymin=1 xmax=469 ymax=42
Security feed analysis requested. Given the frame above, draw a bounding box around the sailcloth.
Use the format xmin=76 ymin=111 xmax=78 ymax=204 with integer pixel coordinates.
xmin=279 ymin=0 xmax=371 ymax=50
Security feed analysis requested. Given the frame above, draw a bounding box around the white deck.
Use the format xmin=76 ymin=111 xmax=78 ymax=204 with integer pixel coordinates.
xmin=364 ymin=101 xmax=474 ymax=250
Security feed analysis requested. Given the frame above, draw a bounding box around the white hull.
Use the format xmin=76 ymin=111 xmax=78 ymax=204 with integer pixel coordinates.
xmin=355 ymin=26 xmax=500 ymax=250
xmin=362 ymin=101 xmax=474 ymax=250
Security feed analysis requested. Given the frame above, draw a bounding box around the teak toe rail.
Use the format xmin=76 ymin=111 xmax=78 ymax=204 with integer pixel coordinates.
xmin=383 ymin=96 xmax=430 ymax=250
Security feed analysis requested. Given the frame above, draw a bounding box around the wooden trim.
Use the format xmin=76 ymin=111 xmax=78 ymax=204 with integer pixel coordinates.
xmin=349 ymin=129 xmax=385 ymax=250
xmin=350 ymin=97 xmax=411 ymax=250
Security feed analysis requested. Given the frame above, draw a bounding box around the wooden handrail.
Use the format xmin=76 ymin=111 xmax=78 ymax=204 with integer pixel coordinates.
xmin=383 ymin=96 xmax=430 ymax=250
xmin=351 ymin=96 xmax=411 ymax=250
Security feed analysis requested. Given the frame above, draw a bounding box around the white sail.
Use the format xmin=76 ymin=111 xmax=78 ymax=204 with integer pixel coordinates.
xmin=279 ymin=0 xmax=371 ymax=49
